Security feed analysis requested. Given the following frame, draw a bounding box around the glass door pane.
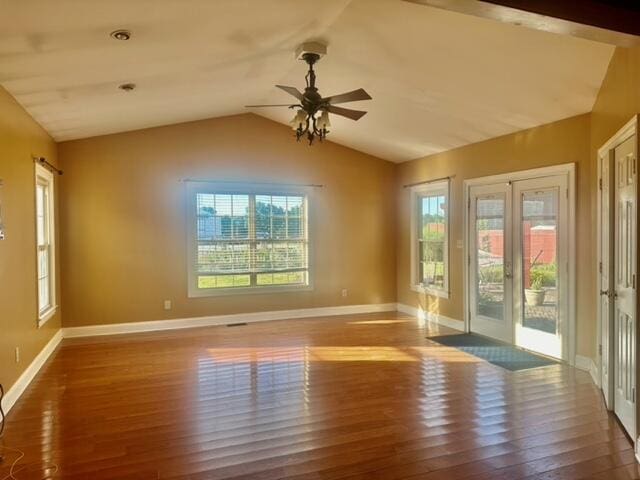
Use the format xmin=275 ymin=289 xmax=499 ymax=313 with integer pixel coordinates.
xmin=469 ymin=183 xmax=512 ymax=344
xmin=521 ymin=189 xmax=558 ymax=334
xmin=476 ymin=197 xmax=505 ymax=321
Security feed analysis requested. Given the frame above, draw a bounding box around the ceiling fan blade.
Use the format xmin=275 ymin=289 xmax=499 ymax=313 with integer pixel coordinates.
xmin=326 ymin=105 xmax=368 ymax=121
xmin=322 ymin=88 xmax=372 ymax=105
xmin=275 ymin=85 xmax=304 ymax=100
xmin=245 ymin=104 xmax=296 ymax=108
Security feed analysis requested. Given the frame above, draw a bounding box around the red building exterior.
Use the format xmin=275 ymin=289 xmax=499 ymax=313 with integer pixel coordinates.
xmin=479 ymin=225 xmax=556 ymax=287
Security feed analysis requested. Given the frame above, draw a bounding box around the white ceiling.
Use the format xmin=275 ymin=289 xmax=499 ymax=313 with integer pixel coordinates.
xmin=0 ymin=0 xmax=614 ymax=162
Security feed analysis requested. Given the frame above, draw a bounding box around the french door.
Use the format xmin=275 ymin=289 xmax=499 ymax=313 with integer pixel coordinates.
xmin=469 ymin=173 xmax=570 ymax=360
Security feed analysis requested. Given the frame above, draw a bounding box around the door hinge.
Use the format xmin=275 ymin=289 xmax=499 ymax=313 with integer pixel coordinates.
xmin=467 ymin=197 xmax=471 ymax=209
xmin=599 ymin=261 xmax=603 ymax=273
xmin=599 ymin=178 xmax=603 ymax=190
xmin=633 ymin=387 xmax=636 ymax=403
xmin=633 ymin=274 xmax=636 ymax=289
xmin=598 ymin=344 xmax=602 ymax=356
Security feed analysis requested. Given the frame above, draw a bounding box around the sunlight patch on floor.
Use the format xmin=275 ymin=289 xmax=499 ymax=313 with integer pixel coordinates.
xmin=205 ymin=345 xmax=482 ymax=363
xmin=347 ymin=319 xmax=413 ymax=325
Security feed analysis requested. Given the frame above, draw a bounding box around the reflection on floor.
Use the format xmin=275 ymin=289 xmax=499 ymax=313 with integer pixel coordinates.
xmin=2 ymin=312 xmax=637 ymax=479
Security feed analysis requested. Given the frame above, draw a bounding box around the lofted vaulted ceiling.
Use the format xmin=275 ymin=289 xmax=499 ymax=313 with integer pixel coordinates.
xmin=0 ymin=0 xmax=614 ymax=162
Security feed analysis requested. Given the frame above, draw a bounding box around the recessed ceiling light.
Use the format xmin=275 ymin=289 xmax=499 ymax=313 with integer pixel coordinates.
xmin=118 ymin=83 xmax=136 ymax=92
xmin=110 ymin=29 xmax=131 ymax=41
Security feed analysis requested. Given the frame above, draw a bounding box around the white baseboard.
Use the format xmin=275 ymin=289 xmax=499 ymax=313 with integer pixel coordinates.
xmin=3 ymin=329 xmax=63 ymax=414
xmin=575 ymin=354 xmax=599 ymax=386
xmin=396 ymin=303 xmax=465 ymax=331
xmin=574 ymin=354 xmax=591 ymax=371
xmin=62 ymin=303 xmax=398 ymax=338
xmin=590 ymin=361 xmax=600 ymax=387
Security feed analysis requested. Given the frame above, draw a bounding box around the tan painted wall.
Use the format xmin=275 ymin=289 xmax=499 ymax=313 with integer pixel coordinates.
xmin=591 ymin=47 xmax=640 ymax=151
xmin=58 ymin=114 xmax=397 ymax=328
xmin=0 ymin=86 xmax=61 ymax=392
xmin=396 ymin=114 xmax=595 ymax=357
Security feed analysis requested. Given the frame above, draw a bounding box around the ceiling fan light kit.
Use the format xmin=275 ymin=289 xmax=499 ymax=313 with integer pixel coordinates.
xmin=246 ymin=42 xmax=371 ymax=145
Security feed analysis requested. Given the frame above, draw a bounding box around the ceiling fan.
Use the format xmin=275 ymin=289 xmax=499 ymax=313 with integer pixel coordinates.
xmin=246 ymin=43 xmax=372 ymax=144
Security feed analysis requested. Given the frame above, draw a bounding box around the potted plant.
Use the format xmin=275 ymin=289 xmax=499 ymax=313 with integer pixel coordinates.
xmin=525 ymin=270 xmax=546 ymax=306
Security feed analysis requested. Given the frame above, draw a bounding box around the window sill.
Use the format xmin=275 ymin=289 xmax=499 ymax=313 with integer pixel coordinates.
xmin=188 ymin=284 xmax=314 ymax=298
xmin=410 ymin=284 xmax=450 ymax=299
xmin=38 ymin=305 xmax=58 ymax=328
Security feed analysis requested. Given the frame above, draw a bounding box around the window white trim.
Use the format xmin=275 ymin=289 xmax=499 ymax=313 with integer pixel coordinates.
xmin=186 ymin=181 xmax=314 ymax=297
xmin=35 ymin=164 xmax=57 ymax=327
xmin=410 ymin=179 xmax=450 ymax=299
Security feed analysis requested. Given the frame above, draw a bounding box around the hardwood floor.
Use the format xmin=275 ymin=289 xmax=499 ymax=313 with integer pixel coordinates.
xmin=2 ymin=312 xmax=637 ymax=479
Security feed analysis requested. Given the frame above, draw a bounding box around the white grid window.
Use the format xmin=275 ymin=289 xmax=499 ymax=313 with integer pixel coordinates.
xmin=35 ymin=164 xmax=56 ymax=324
xmin=188 ymin=183 xmax=310 ymax=296
xmin=411 ymin=180 xmax=449 ymax=298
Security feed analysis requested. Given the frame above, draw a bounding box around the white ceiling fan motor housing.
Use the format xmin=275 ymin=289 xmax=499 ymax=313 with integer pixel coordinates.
xmin=296 ymin=42 xmax=327 ymax=61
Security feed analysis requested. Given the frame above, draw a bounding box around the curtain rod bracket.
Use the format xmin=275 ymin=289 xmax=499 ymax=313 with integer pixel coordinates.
xmin=33 ymin=156 xmax=63 ymax=176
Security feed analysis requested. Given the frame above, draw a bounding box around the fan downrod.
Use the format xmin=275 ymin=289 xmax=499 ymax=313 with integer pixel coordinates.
xmin=301 ymin=53 xmax=322 ymax=112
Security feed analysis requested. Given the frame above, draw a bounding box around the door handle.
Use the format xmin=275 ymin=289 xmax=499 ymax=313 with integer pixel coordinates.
xmin=600 ymin=289 xmax=618 ymax=300
xmin=505 ymin=262 xmax=512 ymax=279
xmin=600 ymin=289 xmax=609 ymax=296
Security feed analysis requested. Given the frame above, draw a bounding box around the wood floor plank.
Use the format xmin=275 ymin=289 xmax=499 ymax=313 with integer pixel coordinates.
xmin=1 ymin=312 xmax=634 ymax=479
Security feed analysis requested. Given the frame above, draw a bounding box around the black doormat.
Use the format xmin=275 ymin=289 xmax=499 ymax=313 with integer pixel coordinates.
xmin=429 ymin=333 xmax=557 ymax=371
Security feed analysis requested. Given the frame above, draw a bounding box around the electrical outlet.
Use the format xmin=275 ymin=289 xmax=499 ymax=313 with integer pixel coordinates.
xmin=163 ymin=300 xmax=172 ymax=310
xmin=341 ymin=289 xmax=348 ymax=298
xmin=15 ymin=347 xmax=20 ymax=363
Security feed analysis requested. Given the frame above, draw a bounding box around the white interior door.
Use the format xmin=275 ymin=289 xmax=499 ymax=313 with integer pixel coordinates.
xmin=469 ymin=183 xmax=513 ymax=343
xmin=513 ymin=175 xmax=568 ymax=360
xmin=613 ymin=134 xmax=637 ymax=439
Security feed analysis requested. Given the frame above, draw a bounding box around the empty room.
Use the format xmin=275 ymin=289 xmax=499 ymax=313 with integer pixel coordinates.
xmin=2 ymin=0 xmax=640 ymax=478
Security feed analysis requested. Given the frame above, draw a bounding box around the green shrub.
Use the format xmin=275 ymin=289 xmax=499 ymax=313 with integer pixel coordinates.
xmin=530 ymin=263 xmax=556 ymax=288
xmin=479 ymin=264 xmax=503 ymax=284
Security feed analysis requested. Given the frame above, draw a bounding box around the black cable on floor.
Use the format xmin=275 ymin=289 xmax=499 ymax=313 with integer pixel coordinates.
xmin=0 ymin=383 xmax=5 ymax=438
xmin=0 ymin=383 xmax=5 ymax=464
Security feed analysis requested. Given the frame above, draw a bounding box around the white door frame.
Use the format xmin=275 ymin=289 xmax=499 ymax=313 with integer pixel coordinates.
xmin=463 ymin=163 xmax=576 ymax=365
xmin=596 ymin=115 xmax=639 ymax=447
